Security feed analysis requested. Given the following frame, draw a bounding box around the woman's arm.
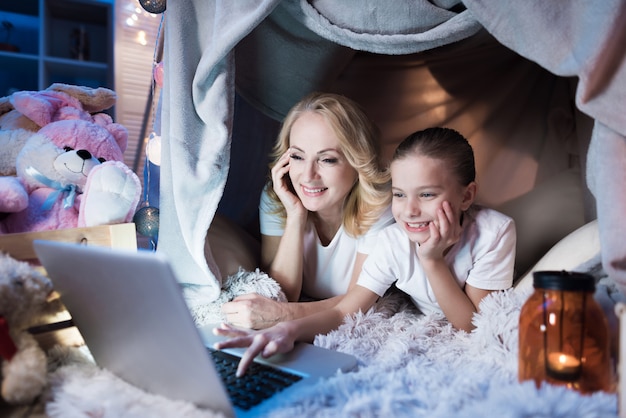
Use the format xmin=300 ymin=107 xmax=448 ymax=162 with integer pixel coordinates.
xmin=262 ymin=228 xmax=305 ymax=301
xmin=223 ymin=253 xmax=369 ymax=329
xmin=261 ymin=151 xmax=310 ymax=301
xmin=260 ymin=234 xmax=281 ymax=270
xmin=215 ymin=285 xmax=379 ymax=376
xmin=221 ymin=294 xmax=342 ymax=329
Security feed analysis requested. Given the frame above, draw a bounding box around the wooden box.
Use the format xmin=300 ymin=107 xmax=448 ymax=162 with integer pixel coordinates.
xmin=0 ymin=223 xmax=137 ymax=349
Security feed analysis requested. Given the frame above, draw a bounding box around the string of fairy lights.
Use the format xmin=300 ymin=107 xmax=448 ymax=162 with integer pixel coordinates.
xmin=130 ymin=0 xmax=166 ymax=248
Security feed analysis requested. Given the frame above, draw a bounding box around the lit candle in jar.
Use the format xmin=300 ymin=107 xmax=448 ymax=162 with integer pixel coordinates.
xmin=546 ymin=352 xmax=582 ymax=380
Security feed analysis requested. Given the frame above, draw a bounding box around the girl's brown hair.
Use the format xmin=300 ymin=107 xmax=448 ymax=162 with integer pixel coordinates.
xmin=392 ymin=127 xmax=476 ymax=186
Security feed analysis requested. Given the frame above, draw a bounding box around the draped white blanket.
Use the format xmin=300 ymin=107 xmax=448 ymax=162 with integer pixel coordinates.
xmin=157 ymin=0 xmax=626 ymax=309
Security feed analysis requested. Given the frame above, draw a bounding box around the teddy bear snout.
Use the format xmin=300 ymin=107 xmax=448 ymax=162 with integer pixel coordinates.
xmin=76 ymin=149 xmax=92 ymax=160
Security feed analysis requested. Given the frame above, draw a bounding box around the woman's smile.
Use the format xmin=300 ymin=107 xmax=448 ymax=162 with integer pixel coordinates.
xmin=301 ymin=185 xmax=329 ymax=196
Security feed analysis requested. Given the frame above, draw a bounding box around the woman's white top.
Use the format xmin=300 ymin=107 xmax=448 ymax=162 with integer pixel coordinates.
xmin=357 ymin=206 xmax=516 ymax=315
xmin=259 ymin=188 xmax=394 ymax=299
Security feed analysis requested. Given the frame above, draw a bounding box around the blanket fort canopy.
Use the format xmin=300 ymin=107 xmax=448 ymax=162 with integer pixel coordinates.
xmin=158 ymin=0 xmax=626 ymax=304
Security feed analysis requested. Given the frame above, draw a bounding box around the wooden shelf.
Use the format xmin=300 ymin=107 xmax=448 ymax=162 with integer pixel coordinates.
xmin=0 ymin=0 xmax=113 ymax=96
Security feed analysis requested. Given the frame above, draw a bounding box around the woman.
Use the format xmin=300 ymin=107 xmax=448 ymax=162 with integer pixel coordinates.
xmin=221 ymin=92 xmax=394 ymax=329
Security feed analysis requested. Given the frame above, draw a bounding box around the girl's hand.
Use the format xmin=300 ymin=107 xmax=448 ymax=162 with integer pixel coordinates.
xmin=417 ymin=201 xmax=462 ymax=261
xmin=271 ymin=150 xmax=307 ymax=222
xmin=213 ymin=322 xmax=296 ymax=377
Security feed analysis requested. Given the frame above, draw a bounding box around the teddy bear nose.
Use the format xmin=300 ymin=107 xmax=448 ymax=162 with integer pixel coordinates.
xmin=76 ymin=149 xmax=93 ymax=160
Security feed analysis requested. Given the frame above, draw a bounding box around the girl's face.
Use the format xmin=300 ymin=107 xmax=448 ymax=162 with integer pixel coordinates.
xmin=288 ymin=112 xmax=358 ymax=218
xmin=391 ymin=153 xmax=475 ymax=244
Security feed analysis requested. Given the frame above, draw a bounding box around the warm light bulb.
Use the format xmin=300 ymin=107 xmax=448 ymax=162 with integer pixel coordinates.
xmin=153 ymin=61 xmax=164 ymax=87
xmin=548 ymin=313 xmax=556 ymax=326
xmin=146 ymin=133 xmax=161 ymax=166
xmin=137 ymin=30 xmax=147 ymax=46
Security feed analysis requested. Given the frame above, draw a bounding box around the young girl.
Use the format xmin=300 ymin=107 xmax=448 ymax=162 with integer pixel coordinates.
xmin=221 ymin=92 xmax=394 ymax=329
xmin=216 ymin=127 xmax=516 ymax=376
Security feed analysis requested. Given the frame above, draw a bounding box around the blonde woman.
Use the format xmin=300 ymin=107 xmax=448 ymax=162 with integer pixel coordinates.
xmin=221 ymin=92 xmax=393 ymax=329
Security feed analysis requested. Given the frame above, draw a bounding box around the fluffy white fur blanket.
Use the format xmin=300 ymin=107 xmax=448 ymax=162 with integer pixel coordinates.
xmin=41 ymin=269 xmax=618 ymax=417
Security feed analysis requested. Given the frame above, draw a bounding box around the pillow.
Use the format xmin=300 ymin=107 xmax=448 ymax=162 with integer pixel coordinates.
xmin=495 ymin=167 xmax=587 ymax=281
xmin=206 ymin=214 xmax=260 ymax=279
xmin=514 ymin=219 xmax=599 ymax=294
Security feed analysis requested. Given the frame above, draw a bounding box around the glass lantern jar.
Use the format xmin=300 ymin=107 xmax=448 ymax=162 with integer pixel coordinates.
xmin=518 ymin=270 xmax=614 ymax=393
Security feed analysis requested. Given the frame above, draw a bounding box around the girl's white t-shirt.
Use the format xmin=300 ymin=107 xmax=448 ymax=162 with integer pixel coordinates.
xmin=259 ymin=188 xmax=394 ymax=300
xmin=357 ymin=206 xmax=516 ymax=315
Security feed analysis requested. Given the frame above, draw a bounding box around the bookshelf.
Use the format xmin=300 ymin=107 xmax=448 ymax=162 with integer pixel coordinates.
xmin=0 ymin=0 xmax=113 ymax=96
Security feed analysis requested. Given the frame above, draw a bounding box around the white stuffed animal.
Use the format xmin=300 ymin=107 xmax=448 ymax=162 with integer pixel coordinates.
xmin=0 ymin=252 xmax=63 ymax=405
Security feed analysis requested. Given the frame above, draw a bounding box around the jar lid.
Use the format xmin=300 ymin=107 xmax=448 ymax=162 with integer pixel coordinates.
xmin=532 ymin=270 xmax=595 ymax=291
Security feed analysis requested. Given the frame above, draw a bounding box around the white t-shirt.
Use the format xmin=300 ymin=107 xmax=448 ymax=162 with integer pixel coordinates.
xmin=357 ymin=206 xmax=516 ymax=315
xmin=259 ymin=188 xmax=395 ymax=299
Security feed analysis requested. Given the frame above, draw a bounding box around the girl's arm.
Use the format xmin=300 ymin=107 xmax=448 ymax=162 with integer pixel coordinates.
xmin=418 ymin=202 xmax=490 ymax=332
xmin=223 ymin=253 xmax=369 ymax=329
xmin=419 ymin=258 xmax=489 ymax=332
xmin=215 ymin=285 xmax=379 ymax=376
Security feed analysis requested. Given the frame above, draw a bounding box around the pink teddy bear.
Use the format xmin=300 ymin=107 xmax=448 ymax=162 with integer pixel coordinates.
xmin=0 ymin=89 xmax=141 ymax=234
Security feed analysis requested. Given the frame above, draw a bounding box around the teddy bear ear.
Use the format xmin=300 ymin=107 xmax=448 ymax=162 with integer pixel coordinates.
xmin=106 ymin=122 xmax=129 ymax=154
xmin=90 ymin=113 xmax=128 ymax=153
xmin=10 ymin=90 xmax=84 ymax=128
xmin=47 ymin=83 xmax=117 ymax=114
xmin=0 ymin=95 xmax=13 ymax=116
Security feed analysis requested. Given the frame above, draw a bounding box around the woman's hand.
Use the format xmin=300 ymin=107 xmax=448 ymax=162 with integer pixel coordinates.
xmin=221 ymin=294 xmax=287 ymax=330
xmin=417 ymin=201 xmax=462 ymax=261
xmin=213 ymin=322 xmax=297 ymax=377
xmin=271 ymin=150 xmax=307 ymax=222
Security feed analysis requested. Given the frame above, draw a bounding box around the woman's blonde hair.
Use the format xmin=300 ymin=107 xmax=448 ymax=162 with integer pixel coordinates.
xmin=267 ymin=92 xmax=390 ymax=236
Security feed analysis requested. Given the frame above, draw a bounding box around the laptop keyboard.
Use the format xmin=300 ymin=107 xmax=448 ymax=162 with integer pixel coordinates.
xmin=208 ymin=348 xmax=303 ymax=410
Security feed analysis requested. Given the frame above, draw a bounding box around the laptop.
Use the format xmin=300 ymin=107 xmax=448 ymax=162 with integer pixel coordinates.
xmin=33 ymin=240 xmax=358 ymax=417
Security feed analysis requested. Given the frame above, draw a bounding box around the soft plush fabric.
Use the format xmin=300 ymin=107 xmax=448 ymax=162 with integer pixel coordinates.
xmin=190 ymin=268 xmax=287 ymax=326
xmin=38 ymin=227 xmax=625 ymax=415
xmin=35 ymin=216 xmax=624 ymax=414
xmin=40 ymin=265 xmax=619 ymax=417
xmin=159 ymin=0 xmax=626 ymax=304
